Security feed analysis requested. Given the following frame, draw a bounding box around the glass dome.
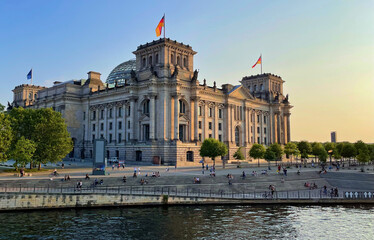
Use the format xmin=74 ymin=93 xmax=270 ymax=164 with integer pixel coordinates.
xmin=106 ymin=59 xmax=136 ymax=85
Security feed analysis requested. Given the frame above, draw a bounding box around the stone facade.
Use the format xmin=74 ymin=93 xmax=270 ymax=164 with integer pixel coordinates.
xmin=11 ymin=38 xmax=292 ymax=166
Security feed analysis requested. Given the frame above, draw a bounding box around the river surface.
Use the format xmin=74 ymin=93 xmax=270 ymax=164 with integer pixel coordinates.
xmin=0 ymin=205 xmax=373 ymax=240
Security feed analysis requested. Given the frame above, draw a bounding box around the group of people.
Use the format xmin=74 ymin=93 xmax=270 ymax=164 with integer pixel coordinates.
xmin=111 ymin=163 xmax=126 ymax=170
xmin=76 ymin=181 xmax=83 ymax=190
xmin=276 ymin=165 xmax=288 ymax=176
xmin=140 ymin=178 xmax=148 ymax=185
xmin=304 ymin=182 xmax=318 ymax=189
xmin=63 ymin=175 xmax=71 ymax=181
xmin=94 ymin=178 xmax=104 ymax=186
xmin=268 ymin=185 xmax=276 ymax=195
xmin=227 ymin=174 xmax=234 ymax=185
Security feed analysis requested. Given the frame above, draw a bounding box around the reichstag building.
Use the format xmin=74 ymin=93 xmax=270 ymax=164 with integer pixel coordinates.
xmin=11 ymin=38 xmax=292 ymax=166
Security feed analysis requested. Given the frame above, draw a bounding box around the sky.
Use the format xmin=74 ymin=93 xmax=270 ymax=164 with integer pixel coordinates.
xmin=0 ymin=0 xmax=373 ymax=143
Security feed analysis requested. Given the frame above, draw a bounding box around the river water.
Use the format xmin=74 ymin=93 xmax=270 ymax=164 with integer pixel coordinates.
xmin=0 ymin=205 xmax=373 ymax=240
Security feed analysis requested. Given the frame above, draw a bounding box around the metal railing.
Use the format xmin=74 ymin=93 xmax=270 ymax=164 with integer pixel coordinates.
xmin=1 ymin=184 xmax=369 ymax=200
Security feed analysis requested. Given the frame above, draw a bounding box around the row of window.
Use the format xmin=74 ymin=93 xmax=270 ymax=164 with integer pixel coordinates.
xmin=92 ymin=133 xmax=124 ymax=144
xmin=141 ymin=54 xmax=189 ymax=68
xmin=198 ymin=106 xmax=223 ymax=118
xmin=248 ymin=84 xmax=264 ymax=92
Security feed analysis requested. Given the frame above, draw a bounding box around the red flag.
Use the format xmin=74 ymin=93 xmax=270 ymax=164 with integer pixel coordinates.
xmin=252 ymin=56 xmax=262 ymax=68
xmin=155 ymin=16 xmax=165 ymax=37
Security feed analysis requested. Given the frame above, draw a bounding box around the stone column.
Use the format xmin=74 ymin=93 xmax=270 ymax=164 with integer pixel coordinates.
xmin=253 ymin=111 xmax=257 ymax=143
xmin=231 ymin=105 xmax=235 ymax=143
xmin=130 ymin=98 xmax=137 ymax=141
xmin=260 ymin=112 xmax=264 ymax=144
xmin=204 ymin=102 xmax=208 ymax=140
xmin=193 ymin=97 xmax=199 ymax=141
xmin=225 ymin=104 xmax=231 ymax=143
xmin=170 ymin=96 xmax=174 ymax=140
xmin=149 ymin=94 xmax=156 ymax=140
xmin=214 ymin=103 xmax=218 ymax=139
xmin=243 ymin=106 xmax=248 ymax=146
xmin=244 ymin=107 xmax=248 ymax=145
xmin=277 ymin=113 xmax=281 ymax=144
xmin=174 ymin=94 xmax=180 ymax=140
xmin=113 ymin=105 xmax=117 ymax=144
xmin=287 ymin=114 xmax=291 ymax=143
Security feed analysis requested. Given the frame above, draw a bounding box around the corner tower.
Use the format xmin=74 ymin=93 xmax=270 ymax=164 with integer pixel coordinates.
xmin=133 ymin=38 xmax=197 ymax=81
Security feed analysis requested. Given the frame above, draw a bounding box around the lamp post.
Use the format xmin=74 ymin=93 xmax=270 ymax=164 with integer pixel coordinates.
xmin=328 ymin=150 xmax=333 ymax=166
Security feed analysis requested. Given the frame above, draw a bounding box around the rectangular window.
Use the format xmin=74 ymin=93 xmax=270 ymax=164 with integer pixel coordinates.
xmin=92 ymin=111 xmax=96 ymax=120
xmin=101 ymin=110 xmax=104 ymax=119
xmin=109 ymin=134 xmax=112 ymax=143
xmin=83 ymin=112 xmax=86 ymax=120
xmin=128 ymin=121 xmax=130 ymax=129
xmin=198 ymin=134 xmax=202 ymax=141
xmin=92 ymin=124 xmax=95 ymax=131
xmin=264 ymin=137 xmax=267 ymax=145
xmin=144 ymin=124 xmax=150 ymax=141
xmin=209 ymin=122 xmax=212 ymax=130
xmin=198 ymin=106 xmax=202 ymax=116
xmin=218 ymin=123 xmax=222 ymax=131
xmin=127 ymin=106 xmax=131 ymax=116
xmin=251 ymin=114 xmax=253 ymax=122
xmin=251 ymin=126 xmax=253 ymax=133
xmin=92 ymin=134 xmax=95 ymax=143
xmin=257 ymin=115 xmax=260 ymax=123
xmin=101 ymin=123 xmax=104 ymax=131
xmin=109 ymin=108 xmax=113 ymax=118
xmin=118 ymin=121 xmax=122 ymax=130
xmin=209 ymin=108 xmax=212 ymax=117
xmin=198 ymin=121 xmax=202 ymax=129
xmin=109 ymin=122 xmax=113 ymax=130
xmin=100 ymin=134 xmax=104 ymax=139
xmin=257 ymin=127 xmax=260 ymax=134
xmin=209 ymin=134 xmax=212 ymax=138
xmin=118 ymin=133 xmax=122 ymax=143
xmin=240 ymin=106 xmax=242 ymax=120
xmin=128 ymin=132 xmax=130 ymax=141
xmin=264 ymin=116 xmax=266 ymax=124
xmin=218 ymin=109 xmax=222 ymax=118
xmin=264 ymin=127 xmax=267 ymax=134
xmin=257 ymin=137 xmax=260 ymax=144
xmin=218 ymin=134 xmax=222 ymax=142
xmin=118 ymin=107 xmax=122 ymax=117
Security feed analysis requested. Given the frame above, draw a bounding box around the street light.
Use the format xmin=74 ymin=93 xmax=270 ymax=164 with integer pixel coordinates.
xmin=328 ymin=150 xmax=333 ymax=166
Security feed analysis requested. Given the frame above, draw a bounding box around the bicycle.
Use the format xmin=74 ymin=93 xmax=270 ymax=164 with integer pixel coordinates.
xmin=262 ymin=192 xmax=273 ymax=199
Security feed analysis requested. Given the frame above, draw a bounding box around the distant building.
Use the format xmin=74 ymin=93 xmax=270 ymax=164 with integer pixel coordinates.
xmin=10 ymin=38 xmax=293 ymax=166
xmin=331 ymin=131 xmax=337 ymax=143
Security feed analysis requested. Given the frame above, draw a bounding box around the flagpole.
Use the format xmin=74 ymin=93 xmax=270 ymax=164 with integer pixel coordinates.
xmin=261 ymin=54 xmax=262 ymax=74
xmin=31 ymin=68 xmax=33 ymax=85
xmin=164 ymin=13 xmax=166 ymax=40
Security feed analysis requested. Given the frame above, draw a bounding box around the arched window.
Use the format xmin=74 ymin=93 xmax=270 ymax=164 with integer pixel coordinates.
xmin=260 ymin=84 xmax=263 ymax=91
xmin=171 ymin=54 xmax=174 ymax=64
xmin=149 ymin=56 xmax=153 ymax=66
xmin=143 ymin=100 xmax=150 ymax=115
xmin=34 ymin=93 xmax=37 ymax=99
xmin=177 ymin=56 xmax=180 ymax=65
xmin=235 ymin=126 xmax=240 ymax=146
xmin=248 ymin=85 xmax=251 ymax=91
xmin=179 ymin=100 xmax=186 ymax=114
xmin=155 ymin=54 xmax=159 ymax=64
xmin=254 ymin=85 xmax=257 ymax=92
xmin=183 ymin=57 xmax=187 ymax=67
xmin=142 ymin=57 xmax=146 ymax=68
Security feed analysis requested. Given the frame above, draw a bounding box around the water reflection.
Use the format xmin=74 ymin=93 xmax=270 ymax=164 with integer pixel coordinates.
xmin=0 ymin=205 xmax=373 ymax=240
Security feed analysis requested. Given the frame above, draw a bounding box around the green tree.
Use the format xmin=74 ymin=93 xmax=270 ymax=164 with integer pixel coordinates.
xmin=8 ymin=108 xmax=73 ymax=169
xmin=312 ymin=142 xmax=326 ymax=163
xmin=367 ymin=144 xmax=374 ymax=162
xmin=297 ymin=141 xmax=312 ymax=160
xmin=269 ymin=143 xmax=283 ymax=162
xmin=249 ymin=143 xmax=266 ymax=167
xmin=0 ymin=113 xmax=13 ymax=162
xmin=264 ymin=148 xmax=276 ymax=167
xmin=0 ymin=103 xmax=5 ymax=112
xmin=200 ymin=138 xmax=228 ymax=168
xmin=334 ymin=142 xmax=344 ymax=160
xmin=340 ymin=142 xmax=357 ymax=165
xmin=10 ymin=137 xmax=36 ymax=170
xmin=284 ymin=142 xmax=299 ymax=164
xmin=356 ymin=149 xmax=370 ymax=164
xmin=233 ymin=147 xmax=245 ymax=167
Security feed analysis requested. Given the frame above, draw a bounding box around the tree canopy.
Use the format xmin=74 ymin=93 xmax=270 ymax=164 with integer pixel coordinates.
xmin=7 ymin=107 xmax=73 ymax=169
xmin=264 ymin=148 xmax=276 ymax=161
xmin=200 ymin=138 xmax=228 ymax=167
xmin=249 ymin=144 xmax=265 ymax=160
xmin=298 ymin=141 xmax=312 ymax=159
xmin=0 ymin=113 xmax=13 ymax=162
xmin=233 ymin=147 xmax=245 ymax=160
xmin=10 ymin=137 xmax=36 ymax=170
xmin=284 ymin=142 xmax=299 ymax=159
xmin=269 ymin=143 xmax=283 ymax=160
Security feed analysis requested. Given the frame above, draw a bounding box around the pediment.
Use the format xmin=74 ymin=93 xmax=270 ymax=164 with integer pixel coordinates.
xmin=139 ymin=114 xmax=150 ymax=122
xmin=228 ymin=86 xmax=254 ymax=100
xmin=179 ymin=113 xmax=190 ymax=122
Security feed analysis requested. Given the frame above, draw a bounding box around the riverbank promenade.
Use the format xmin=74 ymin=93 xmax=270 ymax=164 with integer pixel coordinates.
xmin=0 ymin=162 xmax=373 ymax=211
